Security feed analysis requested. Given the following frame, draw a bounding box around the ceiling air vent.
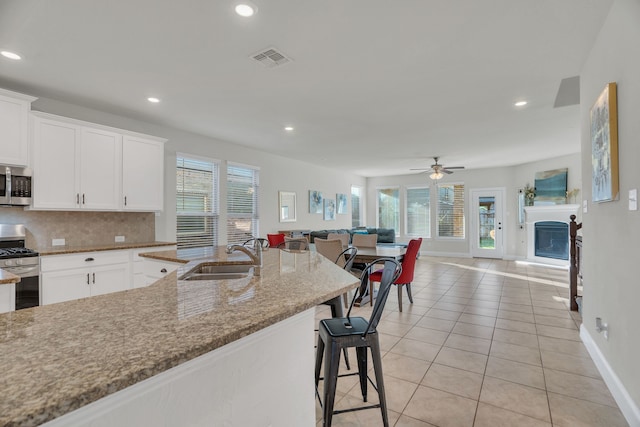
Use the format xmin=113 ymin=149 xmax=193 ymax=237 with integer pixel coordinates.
xmin=250 ymin=47 xmax=291 ymax=68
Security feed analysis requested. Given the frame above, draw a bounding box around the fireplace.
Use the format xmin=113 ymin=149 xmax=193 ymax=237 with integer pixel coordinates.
xmin=535 ymin=221 xmax=568 ymax=260
xmin=524 ymin=204 xmax=579 ymax=266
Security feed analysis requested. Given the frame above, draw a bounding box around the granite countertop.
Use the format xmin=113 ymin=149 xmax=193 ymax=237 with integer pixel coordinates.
xmin=36 ymin=241 xmax=176 ymax=256
xmin=0 ymin=247 xmax=357 ymax=426
xmin=0 ymin=269 xmax=20 ymax=285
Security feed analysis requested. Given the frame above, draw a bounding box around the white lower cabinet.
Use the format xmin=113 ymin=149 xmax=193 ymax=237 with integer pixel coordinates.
xmin=131 ymin=245 xmax=178 ymax=288
xmin=41 ymin=250 xmax=130 ymax=305
xmin=142 ymin=258 xmax=180 ymax=285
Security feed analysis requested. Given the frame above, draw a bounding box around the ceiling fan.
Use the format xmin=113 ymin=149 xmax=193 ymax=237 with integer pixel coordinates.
xmin=411 ymin=157 xmax=465 ymax=180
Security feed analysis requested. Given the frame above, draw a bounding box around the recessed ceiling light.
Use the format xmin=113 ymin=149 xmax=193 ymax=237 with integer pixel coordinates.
xmin=147 ymin=97 xmax=160 ymax=103
xmin=284 ymin=126 xmax=294 ymax=131
xmin=514 ymin=101 xmax=528 ymax=107
xmin=235 ymin=3 xmax=257 ymax=17
xmin=1 ymin=50 xmax=22 ymax=60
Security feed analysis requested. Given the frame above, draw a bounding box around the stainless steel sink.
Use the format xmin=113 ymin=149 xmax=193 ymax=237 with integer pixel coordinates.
xmin=180 ymin=263 xmax=254 ymax=281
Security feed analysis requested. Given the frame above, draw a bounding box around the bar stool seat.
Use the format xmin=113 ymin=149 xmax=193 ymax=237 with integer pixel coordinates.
xmin=315 ymin=258 xmax=401 ymax=427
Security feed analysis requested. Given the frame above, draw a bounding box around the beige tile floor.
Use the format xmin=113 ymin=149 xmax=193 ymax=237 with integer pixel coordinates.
xmin=314 ymin=256 xmax=629 ymax=427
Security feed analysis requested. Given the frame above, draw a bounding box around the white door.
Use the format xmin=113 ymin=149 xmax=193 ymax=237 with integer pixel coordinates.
xmin=471 ymin=188 xmax=505 ymax=258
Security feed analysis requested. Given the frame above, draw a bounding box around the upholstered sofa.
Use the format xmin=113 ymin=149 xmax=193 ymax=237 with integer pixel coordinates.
xmin=308 ymin=228 xmax=397 ymax=245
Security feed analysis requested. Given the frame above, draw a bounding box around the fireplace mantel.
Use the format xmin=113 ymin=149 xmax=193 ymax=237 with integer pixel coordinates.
xmin=524 ymin=204 xmax=580 ymax=223
xmin=524 ymin=204 xmax=579 ymax=266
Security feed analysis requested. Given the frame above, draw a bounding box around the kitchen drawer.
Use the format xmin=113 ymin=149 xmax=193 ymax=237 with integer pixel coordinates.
xmin=41 ymin=250 xmax=130 ymax=272
xmin=143 ymin=259 xmax=180 ymax=280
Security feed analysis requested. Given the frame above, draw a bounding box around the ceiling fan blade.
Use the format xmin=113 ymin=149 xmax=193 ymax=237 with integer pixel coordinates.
xmin=409 ymin=168 xmax=433 ymax=171
xmin=442 ymin=169 xmax=455 ymax=174
xmin=444 ymin=166 xmax=465 ymax=170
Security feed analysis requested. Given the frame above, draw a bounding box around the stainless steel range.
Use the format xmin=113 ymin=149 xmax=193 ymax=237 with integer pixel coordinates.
xmin=0 ymin=224 xmax=39 ymax=310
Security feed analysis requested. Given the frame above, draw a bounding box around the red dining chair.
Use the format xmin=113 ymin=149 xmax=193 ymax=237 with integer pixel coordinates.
xmin=369 ymin=238 xmax=422 ymax=312
xmin=267 ymin=233 xmax=286 ymax=248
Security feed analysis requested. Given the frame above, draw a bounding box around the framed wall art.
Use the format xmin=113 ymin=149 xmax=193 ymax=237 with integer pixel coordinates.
xmin=590 ymin=82 xmax=619 ymax=202
xmin=323 ymin=198 xmax=336 ymax=221
xmin=336 ymin=193 xmax=348 ymax=214
xmin=309 ymin=190 xmax=323 ymax=214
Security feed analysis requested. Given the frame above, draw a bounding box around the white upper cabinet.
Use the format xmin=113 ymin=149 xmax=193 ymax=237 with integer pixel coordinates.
xmin=31 ymin=112 xmax=165 ymax=211
xmin=32 ymin=117 xmax=80 ymax=209
xmin=80 ymin=127 xmax=121 ymax=210
xmin=122 ymin=136 xmax=164 ymax=211
xmin=0 ymin=88 xmax=36 ymax=166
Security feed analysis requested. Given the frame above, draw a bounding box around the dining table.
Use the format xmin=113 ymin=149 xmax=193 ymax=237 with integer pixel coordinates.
xmin=351 ymin=245 xmax=406 ymax=306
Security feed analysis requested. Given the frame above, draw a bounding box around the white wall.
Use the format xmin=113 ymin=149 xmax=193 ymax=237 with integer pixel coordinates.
xmin=580 ymin=0 xmax=640 ymax=416
xmin=30 ymin=97 xmax=365 ymax=244
xmin=366 ymin=152 xmax=581 ymax=258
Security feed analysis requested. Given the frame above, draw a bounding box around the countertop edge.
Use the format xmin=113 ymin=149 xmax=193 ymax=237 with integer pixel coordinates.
xmin=37 ymin=241 xmax=177 ymax=256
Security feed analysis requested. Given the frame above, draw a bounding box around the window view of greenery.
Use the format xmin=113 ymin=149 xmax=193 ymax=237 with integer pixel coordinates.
xmin=437 ymin=184 xmax=465 ymax=238
xmin=478 ymin=196 xmax=496 ymax=248
xmin=227 ymin=164 xmax=259 ymax=245
xmin=406 ymin=187 xmax=430 ymax=236
xmin=377 ymin=188 xmax=399 ymax=231
xmin=176 ymin=156 xmax=218 ymax=249
xmin=351 ymin=186 xmax=362 ymax=227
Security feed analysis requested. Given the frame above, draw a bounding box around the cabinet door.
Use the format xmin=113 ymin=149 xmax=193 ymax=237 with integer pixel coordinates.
xmin=42 ymin=269 xmax=92 ymax=305
xmin=90 ymin=263 xmax=130 ymax=297
xmin=80 ymin=127 xmax=121 ymax=210
xmin=122 ymin=136 xmax=164 ymax=211
xmin=0 ymin=92 xmax=32 ymax=166
xmin=32 ymin=117 xmax=81 ymax=209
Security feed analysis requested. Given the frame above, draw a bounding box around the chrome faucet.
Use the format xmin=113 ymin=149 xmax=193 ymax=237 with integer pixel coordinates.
xmin=226 ymin=241 xmax=262 ymax=276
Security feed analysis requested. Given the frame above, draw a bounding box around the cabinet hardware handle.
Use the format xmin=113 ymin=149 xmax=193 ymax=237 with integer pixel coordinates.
xmin=82 ymin=194 xmax=85 ymax=204
xmin=76 ymin=193 xmax=80 ymax=204
xmin=92 ymin=273 xmax=95 ymax=284
xmin=87 ymin=273 xmax=90 ymax=285
xmin=124 ymin=196 xmax=127 ymax=206
xmin=160 ymin=268 xmax=167 ymax=273
xmin=85 ymin=257 xmax=95 ymax=262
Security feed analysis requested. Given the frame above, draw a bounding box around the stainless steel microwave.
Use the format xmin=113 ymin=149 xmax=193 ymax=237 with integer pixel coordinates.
xmin=0 ymin=166 xmax=32 ymax=206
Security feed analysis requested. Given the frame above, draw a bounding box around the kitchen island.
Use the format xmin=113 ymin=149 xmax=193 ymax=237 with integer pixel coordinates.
xmin=0 ymin=246 xmax=358 ymax=426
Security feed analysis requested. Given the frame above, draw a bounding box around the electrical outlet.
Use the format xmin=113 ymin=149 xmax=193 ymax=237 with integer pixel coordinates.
xmin=52 ymin=238 xmax=65 ymax=246
xmin=115 ymin=235 xmax=125 ymax=242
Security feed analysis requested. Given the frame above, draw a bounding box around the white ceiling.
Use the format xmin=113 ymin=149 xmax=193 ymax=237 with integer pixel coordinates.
xmin=0 ymin=0 xmax=613 ymax=177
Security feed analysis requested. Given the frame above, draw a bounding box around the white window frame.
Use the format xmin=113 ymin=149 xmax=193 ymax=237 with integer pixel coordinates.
xmin=375 ymin=186 xmax=400 ymax=233
xmin=176 ymin=153 xmax=220 ymax=249
xmin=351 ymin=185 xmax=364 ymax=228
xmin=405 ymin=186 xmax=430 ymax=238
xmin=436 ymin=182 xmax=465 ymax=239
xmin=226 ymin=161 xmax=260 ymax=245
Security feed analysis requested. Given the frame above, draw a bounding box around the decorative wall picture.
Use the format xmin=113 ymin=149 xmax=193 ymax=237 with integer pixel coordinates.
xmin=336 ymin=193 xmax=348 ymax=214
xmin=309 ymin=190 xmax=323 ymax=214
xmin=534 ymin=168 xmax=567 ymax=205
xmin=323 ymin=198 xmax=336 ymax=221
xmin=591 ymin=82 xmax=619 ymax=202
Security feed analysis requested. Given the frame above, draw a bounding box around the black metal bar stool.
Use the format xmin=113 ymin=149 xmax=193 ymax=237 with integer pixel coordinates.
xmin=315 ymin=258 xmax=402 ymax=427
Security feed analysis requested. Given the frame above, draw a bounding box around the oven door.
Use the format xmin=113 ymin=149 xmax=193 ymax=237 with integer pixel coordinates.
xmin=14 ymin=266 xmax=40 ymax=310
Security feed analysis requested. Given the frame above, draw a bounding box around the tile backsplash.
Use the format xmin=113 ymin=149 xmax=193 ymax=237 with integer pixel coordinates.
xmin=0 ymin=207 xmax=155 ymax=249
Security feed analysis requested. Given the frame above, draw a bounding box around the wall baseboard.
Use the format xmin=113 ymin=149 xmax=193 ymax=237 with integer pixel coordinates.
xmin=580 ymin=325 xmax=640 ymax=427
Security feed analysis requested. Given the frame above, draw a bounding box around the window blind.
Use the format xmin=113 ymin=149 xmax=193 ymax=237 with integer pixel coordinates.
xmin=176 ymin=155 xmax=219 ymax=248
xmin=406 ymin=187 xmax=430 ymax=236
xmin=227 ymin=163 xmax=259 ymax=245
xmin=377 ymin=188 xmax=399 ymax=231
xmin=437 ymin=184 xmax=465 ymax=238
xmin=351 ymin=186 xmax=362 ymax=228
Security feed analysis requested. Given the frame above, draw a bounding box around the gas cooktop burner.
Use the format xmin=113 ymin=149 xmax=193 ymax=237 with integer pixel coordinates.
xmin=0 ymin=247 xmax=39 ymax=259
